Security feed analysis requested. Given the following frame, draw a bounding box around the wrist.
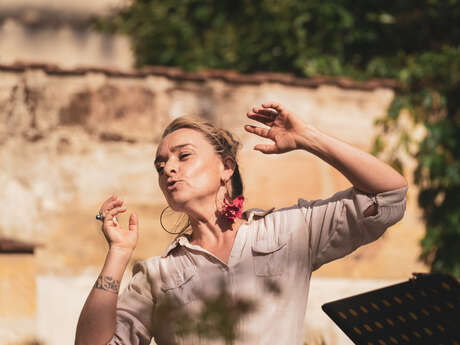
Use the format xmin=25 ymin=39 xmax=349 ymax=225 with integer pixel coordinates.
xmin=100 ymin=246 xmax=133 ymax=281
xmin=108 ymin=246 xmax=134 ymax=260
xmin=296 ymin=124 xmax=325 ymax=154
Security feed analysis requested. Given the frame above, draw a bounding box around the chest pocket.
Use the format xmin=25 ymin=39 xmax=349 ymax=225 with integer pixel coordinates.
xmin=160 ymin=265 xmax=198 ymax=305
xmin=252 ymin=231 xmax=290 ymax=276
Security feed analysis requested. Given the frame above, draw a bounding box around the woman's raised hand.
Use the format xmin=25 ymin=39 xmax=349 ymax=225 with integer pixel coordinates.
xmin=245 ymin=102 xmax=310 ymax=154
xmin=98 ymin=195 xmax=138 ymax=254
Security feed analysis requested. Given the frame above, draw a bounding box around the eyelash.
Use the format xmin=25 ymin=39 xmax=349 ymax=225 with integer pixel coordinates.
xmin=155 ymin=153 xmax=191 ymax=173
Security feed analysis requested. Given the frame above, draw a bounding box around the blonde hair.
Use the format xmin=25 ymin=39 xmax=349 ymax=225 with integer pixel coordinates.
xmin=161 ymin=117 xmax=244 ymax=198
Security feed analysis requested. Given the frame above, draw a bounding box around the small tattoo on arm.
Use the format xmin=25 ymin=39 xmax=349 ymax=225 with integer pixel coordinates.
xmin=94 ymin=275 xmax=120 ymax=294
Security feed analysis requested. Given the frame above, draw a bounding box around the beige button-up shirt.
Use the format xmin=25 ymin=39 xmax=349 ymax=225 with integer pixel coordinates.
xmin=108 ymin=186 xmax=408 ymax=345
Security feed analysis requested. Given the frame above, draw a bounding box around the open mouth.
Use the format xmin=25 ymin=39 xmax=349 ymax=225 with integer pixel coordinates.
xmin=167 ymin=180 xmax=179 ymax=190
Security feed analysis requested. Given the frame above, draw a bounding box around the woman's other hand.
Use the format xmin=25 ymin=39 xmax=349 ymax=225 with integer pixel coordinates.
xmin=76 ymin=195 xmax=138 ymax=345
xmin=98 ymin=195 xmax=138 ymax=254
xmin=245 ymin=102 xmax=310 ymax=154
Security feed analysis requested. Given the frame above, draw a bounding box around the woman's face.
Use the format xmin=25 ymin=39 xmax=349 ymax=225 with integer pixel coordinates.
xmin=155 ymin=128 xmax=230 ymax=212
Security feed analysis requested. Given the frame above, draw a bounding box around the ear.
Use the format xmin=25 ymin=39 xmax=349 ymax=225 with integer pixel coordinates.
xmin=221 ymin=156 xmax=236 ymax=182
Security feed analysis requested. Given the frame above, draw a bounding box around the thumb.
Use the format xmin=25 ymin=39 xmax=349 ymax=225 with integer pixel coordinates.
xmin=129 ymin=213 xmax=138 ymax=232
xmin=254 ymin=144 xmax=278 ymax=154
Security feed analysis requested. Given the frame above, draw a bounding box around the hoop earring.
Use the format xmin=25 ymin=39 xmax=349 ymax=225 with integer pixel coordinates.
xmin=160 ymin=206 xmax=190 ymax=235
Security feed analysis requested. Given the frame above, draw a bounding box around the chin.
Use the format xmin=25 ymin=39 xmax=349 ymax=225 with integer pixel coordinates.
xmin=163 ymin=186 xmax=215 ymax=214
xmin=165 ymin=193 xmax=190 ymax=212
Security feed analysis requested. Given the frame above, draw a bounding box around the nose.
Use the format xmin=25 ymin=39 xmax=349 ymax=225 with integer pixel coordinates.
xmin=163 ymin=158 xmax=177 ymax=176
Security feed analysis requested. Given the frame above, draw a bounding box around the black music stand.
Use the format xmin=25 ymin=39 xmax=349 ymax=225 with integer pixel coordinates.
xmin=322 ymin=273 xmax=459 ymax=345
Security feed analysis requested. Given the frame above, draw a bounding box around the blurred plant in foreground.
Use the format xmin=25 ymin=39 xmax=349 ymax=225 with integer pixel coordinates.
xmin=152 ymin=281 xmax=256 ymax=345
xmin=150 ymin=277 xmax=281 ymax=344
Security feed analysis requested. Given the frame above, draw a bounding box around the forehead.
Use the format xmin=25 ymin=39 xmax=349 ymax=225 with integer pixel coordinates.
xmin=156 ymin=128 xmax=214 ymax=156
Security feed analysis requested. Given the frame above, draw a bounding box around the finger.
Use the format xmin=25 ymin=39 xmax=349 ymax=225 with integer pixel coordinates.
xmin=261 ymin=102 xmax=289 ymax=117
xmin=244 ymin=125 xmax=270 ymax=138
xmin=105 ymin=207 xmax=127 ymax=225
xmin=107 ymin=206 xmax=126 ymax=217
xmin=253 ymin=107 xmax=278 ymax=117
xmin=99 ymin=194 xmax=118 ymax=214
xmin=129 ymin=213 xmax=138 ymax=232
xmin=254 ymin=144 xmax=278 ymax=154
xmin=261 ymin=102 xmax=281 ymax=109
xmin=100 ymin=199 xmax=124 ymax=215
xmin=101 ymin=194 xmax=118 ymax=211
xmin=247 ymin=112 xmax=274 ymax=125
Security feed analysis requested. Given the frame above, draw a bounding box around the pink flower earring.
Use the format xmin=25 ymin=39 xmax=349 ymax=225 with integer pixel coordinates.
xmin=218 ymin=179 xmax=245 ymax=224
xmin=221 ymin=195 xmax=245 ymax=224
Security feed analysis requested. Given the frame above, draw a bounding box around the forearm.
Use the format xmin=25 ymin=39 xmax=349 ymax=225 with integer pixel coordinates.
xmin=298 ymin=125 xmax=408 ymax=193
xmin=75 ymin=248 xmax=133 ymax=345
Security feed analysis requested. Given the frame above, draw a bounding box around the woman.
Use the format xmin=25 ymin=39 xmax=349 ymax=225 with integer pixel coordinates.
xmin=75 ymin=102 xmax=408 ymax=345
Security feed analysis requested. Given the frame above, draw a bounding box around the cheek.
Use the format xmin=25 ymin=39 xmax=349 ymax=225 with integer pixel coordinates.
xmin=158 ymin=177 xmax=169 ymax=199
xmin=184 ymin=159 xmax=222 ymax=191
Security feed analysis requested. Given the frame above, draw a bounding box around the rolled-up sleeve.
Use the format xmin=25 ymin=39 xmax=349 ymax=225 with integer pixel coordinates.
xmin=298 ymin=186 xmax=408 ymax=271
xmin=107 ymin=260 xmax=155 ymax=345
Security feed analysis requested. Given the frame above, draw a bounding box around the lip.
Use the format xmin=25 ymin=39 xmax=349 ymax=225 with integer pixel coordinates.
xmin=167 ymin=180 xmax=181 ymax=190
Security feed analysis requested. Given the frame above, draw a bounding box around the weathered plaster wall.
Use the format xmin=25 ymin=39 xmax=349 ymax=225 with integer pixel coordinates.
xmin=0 ymin=0 xmax=133 ymax=69
xmin=0 ymin=63 xmax=428 ymax=345
xmin=0 ymin=254 xmax=37 ymax=344
xmin=0 ymin=64 xmax=426 ymax=277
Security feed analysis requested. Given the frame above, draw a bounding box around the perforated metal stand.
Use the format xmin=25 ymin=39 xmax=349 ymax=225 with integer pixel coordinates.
xmin=322 ymin=273 xmax=459 ymax=345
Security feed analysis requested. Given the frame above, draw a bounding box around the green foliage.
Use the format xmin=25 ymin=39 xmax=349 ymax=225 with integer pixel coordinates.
xmin=96 ymin=0 xmax=460 ymax=276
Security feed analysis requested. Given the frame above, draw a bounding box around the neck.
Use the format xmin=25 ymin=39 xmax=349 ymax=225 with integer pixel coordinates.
xmin=189 ymin=217 xmax=245 ymax=248
xmin=186 ymin=202 xmax=245 ymax=247
xmin=179 ymin=189 xmax=245 ymax=245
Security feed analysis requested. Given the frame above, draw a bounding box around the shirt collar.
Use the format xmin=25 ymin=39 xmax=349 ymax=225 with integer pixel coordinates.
xmin=160 ymin=207 xmax=275 ymax=258
xmin=161 ymin=235 xmax=190 ymax=258
xmin=242 ymin=207 xmax=275 ymax=222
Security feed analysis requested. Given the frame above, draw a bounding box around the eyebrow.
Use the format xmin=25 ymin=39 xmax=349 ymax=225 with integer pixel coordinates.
xmin=154 ymin=143 xmax=195 ymax=164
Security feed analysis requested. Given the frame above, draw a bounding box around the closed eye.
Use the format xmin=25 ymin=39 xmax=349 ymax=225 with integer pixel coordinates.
xmin=179 ymin=153 xmax=191 ymax=160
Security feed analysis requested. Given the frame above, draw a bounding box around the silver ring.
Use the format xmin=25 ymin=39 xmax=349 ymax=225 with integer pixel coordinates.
xmin=96 ymin=212 xmax=118 ymax=223
xmin=96 ymin=212 xmax=104 ymax=222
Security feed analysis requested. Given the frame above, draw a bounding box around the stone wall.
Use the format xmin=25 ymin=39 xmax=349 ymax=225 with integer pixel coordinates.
xmin=0 ymin=253 xmax=37 ymax=345
xmin=0 ymin=0 xmax=133 ymax=69
xmin=0 ymin=63 xmax=428 ymax=345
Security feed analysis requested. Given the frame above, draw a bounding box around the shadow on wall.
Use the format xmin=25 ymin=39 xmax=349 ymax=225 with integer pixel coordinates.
xmin=59 ymin=84 xmax=157 ymax=143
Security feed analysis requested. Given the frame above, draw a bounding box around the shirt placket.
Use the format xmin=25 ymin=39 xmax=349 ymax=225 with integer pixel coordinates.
xmin=180 ymin=224 xmax=247 ymax=300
